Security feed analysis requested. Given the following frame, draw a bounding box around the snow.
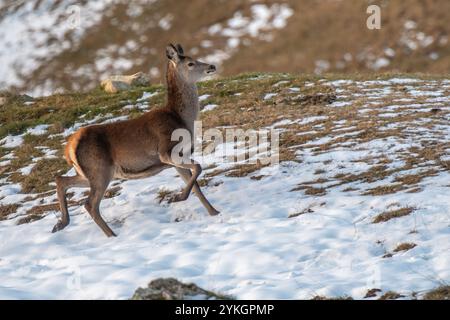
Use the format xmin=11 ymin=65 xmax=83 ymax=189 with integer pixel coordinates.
xmin=138 ymin=91 xmax=159 ymax=102
xmin=372 ymin=57 xmax=390 ymax=70
xmin=199 ymin=94 xmax=211 ymax=102
xmin=384 ymin=48 xmax=396 ymax=58
xmin=158 ymin=14 xmax=173 ymax=31
xmin=0 ymin=160 xmax=11 ymax=167
xmin=273 ymin=80 xmax=290 ymax=87
xmin=297 ymin=116 xmax=328 ymax=125
xmin=0 ymin=135 xmax=24 ymax=148
xmin=0 ymin=0 xmax=120 ymax=96
xmin=211 ymin=4 xmax=293 ymax=39
xmin=0 ymin=77 xmax=449 ymax=300
xmin=19 ymin=163 xmax=35 ymax=175
xmin=202 ymin=104 xmax=218 ymax=112
xmin=1 ymin=158 xmax=449 ymax=299
xmin=331 ymin=101 xmax=352 ymax=108
xmin=263 ymin=93 xmax=278 ymax=100
xmin=27 ymin=124 xmax=50 ymax=136
xmin=203 ymin=3 xmax=293 ymax=67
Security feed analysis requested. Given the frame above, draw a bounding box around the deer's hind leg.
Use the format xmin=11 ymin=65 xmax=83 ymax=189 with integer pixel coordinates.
xmin=80 ymin=163 xmax=116 ymax=237
xmin=175 ymin=168 xmax=219 ymax=216
xmin=53 ymin=174 xmax=89 ymax=233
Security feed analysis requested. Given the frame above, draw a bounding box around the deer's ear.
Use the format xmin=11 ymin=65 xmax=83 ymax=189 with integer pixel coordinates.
xmin=175 ymin=44 xmax=184 ymax=55
xmin=166 ymin=44 xmax=180 ymax=62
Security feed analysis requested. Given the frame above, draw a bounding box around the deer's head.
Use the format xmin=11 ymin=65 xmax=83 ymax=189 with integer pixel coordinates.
xmin=166 ymin=43 xmax=216 ymax=84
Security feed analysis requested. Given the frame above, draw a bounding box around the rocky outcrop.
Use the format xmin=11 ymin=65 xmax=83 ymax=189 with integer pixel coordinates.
xmin=101 ymin=72 xmax=150 ymax=93
xmin=131 ymin=278 xmax=232 ymax=300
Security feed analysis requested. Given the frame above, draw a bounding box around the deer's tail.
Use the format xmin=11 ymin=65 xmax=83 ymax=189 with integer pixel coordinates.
xmin=64 ymin=128 xmax=87 ymax=179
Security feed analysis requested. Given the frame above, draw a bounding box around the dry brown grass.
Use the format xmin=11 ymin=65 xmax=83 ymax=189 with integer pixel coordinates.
xmin=17 ymin=203 xmax=60 ymax=225
xmin=363 ymin=184 xmax=406 ymax=196
xmin=311 ymin=295 xmax=353 ymax=300
xmin=0 ymin=203 xmax=20 ymax=221
xmin=19 ymin=158 xmax=69 ymax=194
xmin=364 ymin=288 xmax=382 ymax=298
xmin=423 ymin=286 xmax=450 ymax=300
xmin=373 ymin=207 xmax=415 ymax=224
xmin=156 ymin=188 xmax=176 ymax=204
xmin=288 ymin=207 xmax=314 ymax=219
xmin=304 ymin=187 xmax=327 ymax=196
xmin=225 ymin=163 xmax=268 ymax=178
xmin=393 ymin=243 xmax=417 ymax=253
xmin=378 ymin=291 xmax=405 ymax=300
xmin=104 ymin=186 xmax=122 ymax=199
xmin=394 ymin=170 xmax=438 ymax=185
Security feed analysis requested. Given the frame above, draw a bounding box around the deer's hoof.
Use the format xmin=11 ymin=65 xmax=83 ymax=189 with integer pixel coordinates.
xmin=52 ymin=220 xmax=68 ymax=233
xmin=106 ymin=230 xmax=117 ymax=238
xmin=209 ymin=208 xmax=220 ymax=216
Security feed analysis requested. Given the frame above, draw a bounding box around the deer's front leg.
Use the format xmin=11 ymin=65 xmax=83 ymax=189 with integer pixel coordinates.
xmin=159 ymin=153 xmax=202 ymax=203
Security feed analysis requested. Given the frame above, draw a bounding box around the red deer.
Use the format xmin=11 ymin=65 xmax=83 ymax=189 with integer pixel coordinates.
xmin=53 ymin=44 xmax=219 ymax=237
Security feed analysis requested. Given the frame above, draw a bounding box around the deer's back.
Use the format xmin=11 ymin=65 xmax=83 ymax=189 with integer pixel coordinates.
xmin=69 ymin=107 xmax=187 ymax=176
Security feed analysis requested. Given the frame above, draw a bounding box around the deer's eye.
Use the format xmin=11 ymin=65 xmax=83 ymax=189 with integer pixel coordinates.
xmin=188 ymin=62 xmax=195 ymax=67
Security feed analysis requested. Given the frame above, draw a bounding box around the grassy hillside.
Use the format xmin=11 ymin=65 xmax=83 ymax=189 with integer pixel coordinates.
xmin=0 ymin=72 xmax=449 ymax=299
xmin=1 ymin=72 xmax=450 ymax=219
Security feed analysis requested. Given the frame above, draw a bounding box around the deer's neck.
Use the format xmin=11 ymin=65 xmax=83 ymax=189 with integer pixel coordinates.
xmin=166 ymin=63 xmax=199 ymax=132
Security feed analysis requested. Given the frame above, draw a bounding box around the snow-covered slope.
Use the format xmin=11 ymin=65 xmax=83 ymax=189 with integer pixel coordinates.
xmin=0 ymin=74 xmax=449 ymax=299
xmin=1 ymin=0 xmax=449 ymax=96
xmin=0 ymin=0 xmax=294 ymax=96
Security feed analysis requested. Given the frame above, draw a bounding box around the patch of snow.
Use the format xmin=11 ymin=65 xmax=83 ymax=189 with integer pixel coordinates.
xmin=138 ymin=91 xmax=159 ymax=102
xmin=273 ymin=80 xmax=290 ymax=87
xmin=263 ymin=93 xmax=278 ymax=100
xmin=0 ymin=0 xmax=120 ymax=95
xmin=384 ymin=48 xmax=396 ymax=58
xmin=327 ymin=80 xmax=354 ymax=87
xmin=202 ymin=104 xmax=218 ymax=112
xmin=315 ymin=60 xmax=330 ymax=74
xmin=158 ymin=14 xmax=173 ymax=31
xmin=203 ymin=3 xmax=293 ymax=67
xmin=19 ymin=163 xmax=35 ymax=175
xmin=1 ymin=78 xmax=450 ymax=300
xmin=199 ymin=94 xmax=211 ymax=102
xmin=371 ymin=57 xmax=390 ymax=70
xmin=0 ymin=135 xmax=24 ymax=148
xmin=297 ymin=116 xmax=328 ymax=125
xmin=26 ymin=124 xmax=50 ymax=136
xmin=271 ymin=119 xmax=293 ymax=128
xmin=331 ymin=101 xmax=352 ymax=108
xmin=409 ymin=90 xmax=443 ymax=97
xmin=0 ymin=160 xmax=11 ymax=167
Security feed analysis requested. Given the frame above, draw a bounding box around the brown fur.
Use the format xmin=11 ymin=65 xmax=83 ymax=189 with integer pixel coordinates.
xmin=65 ymin=128 xmax=87 ymax=178
xmin=54 ymin=44 xmax=219 ymax=237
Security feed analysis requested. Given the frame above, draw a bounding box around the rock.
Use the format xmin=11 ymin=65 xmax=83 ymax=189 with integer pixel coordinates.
xmin=0 ymin=92 xmax=33 ymax=106
xmin=101 ymin=72 xmax=150 ymax=93
xmin=130 ymin=278 xmax=232 ymax=300
xmin=101 ymin=80 xmax=131 ymax=94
